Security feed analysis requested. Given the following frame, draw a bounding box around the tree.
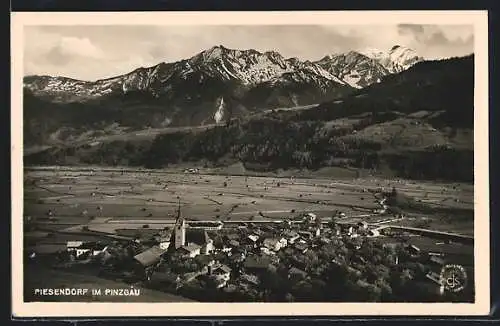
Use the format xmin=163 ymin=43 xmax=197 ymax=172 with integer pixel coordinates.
xmin=259 ymin=270 xmax=290 ymax=300
xmin=375 ymin=278 xmax=393 ymax=301
xmin=365 ymin=284 xmax=382 ymax=302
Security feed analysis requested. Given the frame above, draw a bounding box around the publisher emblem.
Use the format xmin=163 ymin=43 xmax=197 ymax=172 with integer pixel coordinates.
xmin=440 ymin=264 xmax=467 ymax=293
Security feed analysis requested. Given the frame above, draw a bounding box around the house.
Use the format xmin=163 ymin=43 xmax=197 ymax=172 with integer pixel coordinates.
xmin=319 ymin=237 xmax=331 ymax=245
xmin=92 ymin=243 xmax=109 ymax=256
xmin=211 ymin=264 xmax=232 ymax=283
xmin=428 ymin=252 xmax=445 ymax=257
xmin=195 ymin=254 xmax=216 ymax=267
xmin=426 ymin=271 xmax=442 ymax=284
xmin=68 ymin=241 xmax=105 ymax=259
xmin=262 ymin=237 xmax=286 ymax=251
xmin=268 ymin=253 xmax=280 ymax=265
xmin=207 ymin=275 xmax=229 ymax=289
xmin=181 ymin=271 xmax=203 ymax=284
xmin=293 ymin=241 xmax=309 ymax=254
xmin=357 ymin=221 xmax=369 ymax=230
xmin=134 ymin=246 xmax=166 ymax=268
xmin=425 ymin=271 xmax=446 ymax=294
xmin=368 ymin=229 xmax=380 ymax=237
xmin=247 ymin=234 xmax=259 ymax=244
xmin=189 ymin=229 xmax=214 ymax=255
xmin=304 ymin=213 xmax=317 ymax=223
xmin=261 ymin=225 xmax=274 ymax=232
xmin=346 ymin=226 xmax=355 ymax=236
xmin=298 ymin=231 xmax=313 ymax=240
xmin=229 ymin=251 xmax=246 ymax=264
xmin=96 ymin=248 xmax=113 ymax=264
xmin=408 ymin=244 xmax=421 ymax=256
xmin=260 ymin=247 xmax=273 ymax=255
xmin=153 ymin=231 xmax=172 ymax=250
xmin=229 ymin=240 xmax=240 ymax=248
xmin=383 ymin=242 xmax=399 ymax=251
xmin=224 ymin=233 xmax=240 ymax=242
xmin=283 ymin=230 xmax=300 ymax=244
xmin=188 ymin=221 xmax=223 ymax=231
xmin=252 ymin=229 xmax=264 ymax=237
xmin=429 ymin=255 xmax=445 ymax=266
xmin=278 ymin=237 xmax=287 ymax=248
xmin=239 ymin=236 xmax=255 ymax=248
xmin=240 ymin=273 xmax=260 ymax=286
xmin=66 ymin=241 xmax=84 ymax=251
xmin=331 ymin=258 xmax=343 ymax=266
xmin=133 ymin=245 xmax=167 ymax=277
xmin=221 ymin=244 xmax=233 ymax=253
xmin=347 ymin=266 xmax=363 ymax=278
xmin=309 ymin=226 xmax=321 ymax=237
xmin=348 ymin=237 xmax=363 ymax=250
xmin=223 ymin=284 xmax=238 ymax=293
xmin=352 ymin=255 xmax=367 ymax=265
xmin=179 ymin=243 xmax=202 ymax=258
xmin=288 ymin=267 xmax=308 ymax=282
xmin=356 ymin=279 xmax=371 ymax=288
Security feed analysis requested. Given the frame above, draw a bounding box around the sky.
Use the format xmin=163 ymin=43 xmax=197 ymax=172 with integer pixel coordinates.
xmin=24 ymin=24 xmax=474 ymax=81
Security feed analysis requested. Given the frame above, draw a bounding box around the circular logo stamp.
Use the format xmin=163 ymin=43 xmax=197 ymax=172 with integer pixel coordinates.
xmin=439 ymin=264 xmax=467 ymax=293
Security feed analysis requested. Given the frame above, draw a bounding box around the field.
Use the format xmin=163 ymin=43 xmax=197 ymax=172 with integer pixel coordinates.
xmin=23 ymin=166 xmax=474 ymax=238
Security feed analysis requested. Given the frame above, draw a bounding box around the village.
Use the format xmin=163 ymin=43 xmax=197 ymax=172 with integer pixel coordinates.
xmin=24 ymin=200 xmax=474 ymax=302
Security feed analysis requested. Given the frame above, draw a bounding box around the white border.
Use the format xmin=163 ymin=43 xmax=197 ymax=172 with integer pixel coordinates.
xmin=11 ymin=10 xmax=490 ymax=317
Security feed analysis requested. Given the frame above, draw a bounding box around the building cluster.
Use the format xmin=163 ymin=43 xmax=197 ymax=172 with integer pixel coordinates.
xmin=25 ymin=204 xmax=467 ymax=302
xmin=116 ymin=212 xmax=389 ymax=293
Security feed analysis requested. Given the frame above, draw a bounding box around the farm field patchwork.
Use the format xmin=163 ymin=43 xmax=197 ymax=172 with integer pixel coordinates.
xmin=24 ymin=167 xmax=474 ymax=237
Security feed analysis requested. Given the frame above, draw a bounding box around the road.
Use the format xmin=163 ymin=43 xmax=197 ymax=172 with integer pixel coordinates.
xmin=374 ymin=225 xmax=474 ymax=244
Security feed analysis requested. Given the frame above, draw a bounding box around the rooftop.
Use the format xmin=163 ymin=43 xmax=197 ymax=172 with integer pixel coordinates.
xmin=263 ymin=238 xmax=280 ymax=246
xmin=243 ymin=255 xmax=272 ymax=270
xmin=185 ymin=229 xmax=211 ymax=246
xmin=133 ymin=245 xmax=166 ymax=267
xmin=180 ymin=243 xmax=202 ymax=253
xmin=229 ymin=240 xmax=240 ymax=247
xmin=248 ymin=234 xmax=259 ymax=242
xmin=289 ymin=267 xmax=308 ymax=278
xmin=213 ymin=264 xmax=232 ymax=274
xmin=240 ymin=273 xmax=259 ymax=285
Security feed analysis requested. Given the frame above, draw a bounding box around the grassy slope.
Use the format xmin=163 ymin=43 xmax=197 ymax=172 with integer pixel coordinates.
xmin=24 ymin=264 xmax=194 ymax=302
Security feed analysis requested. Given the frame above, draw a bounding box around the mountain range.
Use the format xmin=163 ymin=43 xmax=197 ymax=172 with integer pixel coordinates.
xmin=24 ymin=47 xmax=474 ymax=182
xmin=23 ymin=45 xmax=424 ymax=148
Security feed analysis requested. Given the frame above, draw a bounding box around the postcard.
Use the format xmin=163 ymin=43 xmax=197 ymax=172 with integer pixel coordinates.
xmin=11 ymin=10 xmax=490 ymax=317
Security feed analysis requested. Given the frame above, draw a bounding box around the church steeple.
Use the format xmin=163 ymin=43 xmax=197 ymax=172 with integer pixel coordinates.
xmin=172 ymin=198 xmax=186 ymax=249
xmin=176 ymin=198 xmax=181 ymax=221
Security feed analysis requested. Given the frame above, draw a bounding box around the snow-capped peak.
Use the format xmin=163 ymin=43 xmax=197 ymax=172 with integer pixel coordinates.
xmin=361 ymin=45 xmax=424 ymax=73
xmin=194 ymin=45 xmax=229 ymax=62
xmin=359 ymin=47 xmax=386 ymax=60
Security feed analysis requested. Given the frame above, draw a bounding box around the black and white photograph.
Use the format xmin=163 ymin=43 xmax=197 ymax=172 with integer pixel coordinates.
xmin=11 ymin=11 xmax=490 ymax=317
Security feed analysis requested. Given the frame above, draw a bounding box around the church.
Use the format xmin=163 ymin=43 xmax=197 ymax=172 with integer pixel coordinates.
xmin=168 ymin=205 xmax=214 ymax=257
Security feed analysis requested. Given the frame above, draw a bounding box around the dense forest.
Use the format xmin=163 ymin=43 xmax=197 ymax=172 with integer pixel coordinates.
xmin=25 ymin=116 xmax=473 ymax=182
